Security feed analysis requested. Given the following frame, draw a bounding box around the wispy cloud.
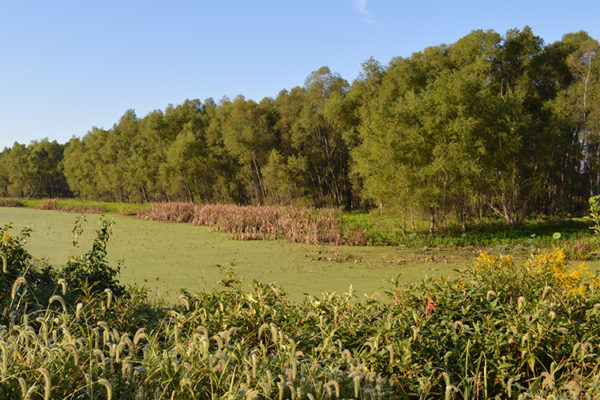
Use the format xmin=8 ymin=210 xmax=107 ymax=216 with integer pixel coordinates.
xmin=356 ymin=0 xmax=380 ymax=27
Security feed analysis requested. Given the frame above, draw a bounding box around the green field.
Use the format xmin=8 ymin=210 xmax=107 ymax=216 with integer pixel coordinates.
xmin=2 ymin=207 xmax=598 ymax=302
xmin=0 ymin=207 xmax=457 ymax=301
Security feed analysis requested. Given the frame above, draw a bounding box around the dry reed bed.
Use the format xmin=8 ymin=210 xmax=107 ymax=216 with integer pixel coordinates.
xmin=140 ymin=203 xmax=365 ymax=245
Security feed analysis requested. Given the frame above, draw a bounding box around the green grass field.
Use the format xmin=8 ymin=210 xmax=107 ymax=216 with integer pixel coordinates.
xmin=2 ymin=207 xmax=598 ymax=302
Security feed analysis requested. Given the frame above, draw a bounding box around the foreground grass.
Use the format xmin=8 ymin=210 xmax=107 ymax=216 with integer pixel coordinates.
xmin=0 ymin=207 xmax=486 ymax=302
xmin=1 ymin=221 xmax=599 ymax=398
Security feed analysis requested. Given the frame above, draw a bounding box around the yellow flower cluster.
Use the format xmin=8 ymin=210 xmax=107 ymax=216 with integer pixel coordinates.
xmin=472 ymin=249 xmax=600 ymax=296
xmin=525 ymin=249 xmax=599 ymax=296
xmin=473 ymin=251 xmax=514 ymax=274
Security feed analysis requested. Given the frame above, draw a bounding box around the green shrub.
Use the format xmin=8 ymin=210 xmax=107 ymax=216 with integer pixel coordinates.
xmin=61 ymin=216 xmax=124 ymax=297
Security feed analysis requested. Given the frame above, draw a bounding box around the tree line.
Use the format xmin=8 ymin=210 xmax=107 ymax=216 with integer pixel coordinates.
xmin=1 ymin=27 xmax=598 ymax=230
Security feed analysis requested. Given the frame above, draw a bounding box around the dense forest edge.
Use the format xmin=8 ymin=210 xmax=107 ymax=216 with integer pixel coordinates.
xmin=0 ymin=197 xmax=599 ymax=398
xmin=1 ymin=27 xmax=599 ymax=233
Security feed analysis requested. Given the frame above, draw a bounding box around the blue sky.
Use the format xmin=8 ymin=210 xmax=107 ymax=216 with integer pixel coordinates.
xmin=0 ymin=0 xmax=598 ymax=150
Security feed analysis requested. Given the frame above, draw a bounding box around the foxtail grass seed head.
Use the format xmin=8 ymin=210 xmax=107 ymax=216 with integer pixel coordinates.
xmin=134 ymin=328 xmax=146 ymax=346
xmin=104 ymin=288 xmax=113 ymax=309
xmin=11 ymin=277 xmax=26 ymax=300
xmin=98 ymin=378 xmax=113 ymax=400
xmin=251 ymin=353 xmax=257 ymax=378
xmin=48 ymin=295 xmax=67 ymax=312
xmin=179 ymin=295 xmax=190 ymax=310
xmin=0 ymin=344 xmax=7 ymax=377
xmin=57 ymin=278 xmax=67 ymax=295
xmin=38 ymin=368 xmax=51 ymax=400
xmin=94 ymin=348 xmax=106 ymax=366
xmin=353 ymin=375 xmax=361 ymax=398
xmin=325 ymin=380 xmax=340 ymax=398
xmin=542 ymin=286 xmax=552 ymax=299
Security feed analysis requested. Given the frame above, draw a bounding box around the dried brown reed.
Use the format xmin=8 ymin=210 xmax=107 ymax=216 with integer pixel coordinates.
xmin=0 ymin=198 xmax=24 ymax=207
xmin=40 ymin=199 xmax=58 ymax=210
xmin=193 ymin=204 xmax=343 ymax=244
xmin=139 ymin=202 xmax=197 ymax=223
xmin=139 ymin=203 xmax=366 ymax=245
xmin=68 ymin=205 xmax=106 ymax=214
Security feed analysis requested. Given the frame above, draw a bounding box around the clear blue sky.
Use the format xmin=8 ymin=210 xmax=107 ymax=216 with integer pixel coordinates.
xmin=1 ymin=0 xmax=598 ymax=150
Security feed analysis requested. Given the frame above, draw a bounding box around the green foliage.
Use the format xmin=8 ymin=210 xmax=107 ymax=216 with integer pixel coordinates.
xmin=342 ymin=211 xmax=599 ymax=255
xmin=261 ymin=150 xmax=309 ymax=205
xmin=1 ymin=225 xmax=599 ymax=398
xmin=0 ymin=140 xmax=71 ymax=198
xmin=62 ymin=217 xmax=124 ymax=296
xmin=0 ymin=224 xmax=57 ymax=320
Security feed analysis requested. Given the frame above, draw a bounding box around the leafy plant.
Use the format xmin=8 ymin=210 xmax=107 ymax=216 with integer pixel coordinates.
xmin=61 ymin=216 xmax=124 ymax=296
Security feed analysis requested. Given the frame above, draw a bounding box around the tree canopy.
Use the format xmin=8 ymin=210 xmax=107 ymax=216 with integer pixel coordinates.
xmin=1 ymin=27 xmax=598 ymax=230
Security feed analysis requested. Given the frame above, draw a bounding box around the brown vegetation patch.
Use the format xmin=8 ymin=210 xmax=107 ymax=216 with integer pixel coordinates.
xmin=67 ymin=205 xmax=106 ymax=214
xmin=40 ymin=199 xmax=58 ymax=210
xmin=140 ymin=202 xmax=197 ymax=223
xmin=0 ymin=198 xmax=24 ymax=207
xmin=139 ymin=202 xmax=367 ymax=245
